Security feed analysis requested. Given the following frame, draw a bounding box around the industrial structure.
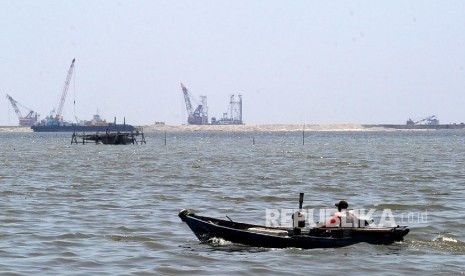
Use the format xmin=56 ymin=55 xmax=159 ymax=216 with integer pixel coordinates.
xmin=211 ymin=94 xmax=243 ymax=125
xmin=31 ymin=58 xmax=137 ymax=132
xmin=181 ymin=83 xmax=209 ymax=125
xmin=71 ymin=130 xmax=145 ymax=145
xmin=5 ymin=94 xmax=39 ymax=126
xmin=181 ymin=83 xmax=243 ymax=125
xmin=406 ymin=115 xmax=439 ymax=125
xmin=41 ymin=58 xmax=76 ymax=126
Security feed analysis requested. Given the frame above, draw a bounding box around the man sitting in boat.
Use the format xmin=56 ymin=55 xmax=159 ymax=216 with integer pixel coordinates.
xmin=320 ymin=200 xmax=370 ymax=228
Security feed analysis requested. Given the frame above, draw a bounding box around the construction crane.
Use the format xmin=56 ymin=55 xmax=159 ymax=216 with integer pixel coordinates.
xmin=5 ymin=94 xmax=38 ymax=126
xmin=55 ymin=58 xmax=76 ymax=122
xmin=180 ymin=83 xmax=208 ymax=125
xmin=406 ymin=115 xmax=439 ymax=125
xmin=43 ymin=58 xmax=76 ymax=126
xmin=211 ymin=94 xmax=243 ymax=125
xmin=181 ymin=83 xmax=193 ymax=117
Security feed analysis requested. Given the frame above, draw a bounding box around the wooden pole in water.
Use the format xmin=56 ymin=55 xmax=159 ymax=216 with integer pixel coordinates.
xmin=253 ymin=137 xmax=255 ymax=146
xmin=164 ymin=131 xmax=167 ymax=146
xmin=302 ymin=125 xmax=305 ymax=145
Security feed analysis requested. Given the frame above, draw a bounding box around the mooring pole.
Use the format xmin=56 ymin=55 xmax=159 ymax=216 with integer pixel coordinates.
xmin=302 ymin=125 xmax=305 ymax=145
xmin=164 ymin=131 xmax=167 ymax=146
xmin=253 ymin=137 xmax=255 ymax=146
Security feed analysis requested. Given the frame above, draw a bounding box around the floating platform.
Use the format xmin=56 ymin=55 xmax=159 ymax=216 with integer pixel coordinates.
xmin=363 ymin=124 xmax=465 ymax=130
xmin=71 ymin=131 xmax=146 ymax=145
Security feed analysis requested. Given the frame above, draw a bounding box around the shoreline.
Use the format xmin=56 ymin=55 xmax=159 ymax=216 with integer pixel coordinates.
xmin=0 ymin=124 xmax=396 ymax=133
xmin=141 ymin=124 xmax=376 ymax=132
xmin=2 ymin=123 xmax=464 ymax=133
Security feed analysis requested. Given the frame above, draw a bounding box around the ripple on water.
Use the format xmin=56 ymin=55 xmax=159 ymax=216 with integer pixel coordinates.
xmin=1 ymin=131 xmax=465 ymax=274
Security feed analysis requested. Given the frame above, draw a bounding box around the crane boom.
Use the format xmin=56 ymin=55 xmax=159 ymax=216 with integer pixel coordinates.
xmin=6 ymin=93 xmax=38 ymax=126
xmin=181 ymin=83 xmax=194 ymax=116
xmin=6 ymin=94 xmax=23 ymax=119
xmin=55 ymin=58 xmax=76 ymax=121
xmin=180 ymin=83 xmax=209 ymax=125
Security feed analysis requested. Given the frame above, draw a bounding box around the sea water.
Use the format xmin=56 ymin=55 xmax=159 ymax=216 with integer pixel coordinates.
xmin=0 ymin=131 xmax=464 ymax=275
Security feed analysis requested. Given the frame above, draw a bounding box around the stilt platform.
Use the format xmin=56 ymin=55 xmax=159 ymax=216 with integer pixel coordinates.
xmin=71 ymin=130 xmax=146 ymax=145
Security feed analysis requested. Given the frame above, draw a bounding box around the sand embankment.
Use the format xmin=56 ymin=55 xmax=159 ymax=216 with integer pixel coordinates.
xmin=0 ymin=126 xmax=32 ymax=132
xmin=140 ymin=124 xmax=377 ymax=132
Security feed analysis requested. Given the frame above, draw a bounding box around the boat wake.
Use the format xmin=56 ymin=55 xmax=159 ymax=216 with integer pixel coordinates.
xmin=207 ymin=237 xmax=233 ymax=246
xmin=407 ymin=234 xmax=465 ymax=254
xmin=203 ymin=237 xmax=275 ymax=253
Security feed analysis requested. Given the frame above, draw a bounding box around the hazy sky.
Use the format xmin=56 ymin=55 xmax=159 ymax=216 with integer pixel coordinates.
xmin=1 ymin=1 xmax=465 ymax=126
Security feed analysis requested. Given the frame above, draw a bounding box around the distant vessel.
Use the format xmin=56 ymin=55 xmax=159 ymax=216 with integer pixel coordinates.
xmin=181 ymin=83 xmax=244 ymax=125
xmin=31 ymin=115 xmax=138 ymax=132
xmin=31 ymin=124 xmax=137 ymax=132
xmin=210 ymin=94 xmax=243 ymax=125
xmin=364 ymin=124 xmax=465 ymax=130
xmin=30 ymin=58 xmax=138 ymax=132
xmin=5 ymin=94 xmax=39 ymax=127
xmin=364 ymin=115 xmax=465 ymax=130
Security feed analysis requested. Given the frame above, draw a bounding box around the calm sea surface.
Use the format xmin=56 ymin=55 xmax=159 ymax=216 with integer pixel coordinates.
xmin=1 ymin=131 xmax=464 ymax=275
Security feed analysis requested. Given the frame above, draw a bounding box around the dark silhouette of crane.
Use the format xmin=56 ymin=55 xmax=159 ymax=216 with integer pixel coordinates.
xmin=406 ymin=115 xmax=439 ymax=125
xmin=5 ymin=94 xmax=38 ymax=126
xmin=181 ymin=83 xmax=208 ymax=125
xmin=43 ymin=58 xmax=76 ymax=126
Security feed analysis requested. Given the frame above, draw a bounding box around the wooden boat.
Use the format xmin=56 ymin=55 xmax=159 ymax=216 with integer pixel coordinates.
xmin=179 ymin=194 xmax=409 ymax=249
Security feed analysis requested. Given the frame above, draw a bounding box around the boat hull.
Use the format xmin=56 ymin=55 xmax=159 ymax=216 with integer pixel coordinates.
xmin=179 ymin=209 xmax=409 ymax=249
xmin=31 ymin=124 xmax=137 ymax=132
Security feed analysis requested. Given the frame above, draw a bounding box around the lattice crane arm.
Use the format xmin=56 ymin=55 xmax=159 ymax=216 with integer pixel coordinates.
xmin=181 ymin=83 xmax=194 ymax=116
xmin=6 ymin=94 xmax=23 ymax=119
xmin=55 ymin=58 xmax=75 ymax=121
